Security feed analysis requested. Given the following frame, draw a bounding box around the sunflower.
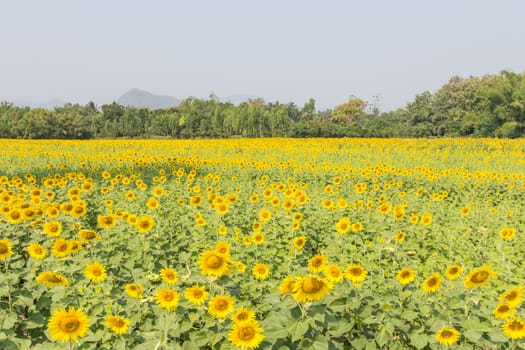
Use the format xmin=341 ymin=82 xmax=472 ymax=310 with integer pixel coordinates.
xmin=199 ymin=250 xmax=230 ymax=277
xmin=279 ymin=277 xmax=296 ymax=295
xmin=78 ymin=229 xmax=100 ymax=243
xmin=293 ymin=236 xmax=306 ymax=250
xmin=43 ymin=221 xmax=62 ymax=237
xmin=463 ymin=266 xmax=495 ymax=289
xmin=252 ymin=263 xmax=270 ymax=280
xmin=98 ymin=214 xmax=116 ymax=229
xmin=503 ymin=317 xmax=525 ymax=339
xmin=258 ymin=208 xmax=271 ymax=222
xmin=125 ymin=283 xmax=143 ymax=298
xmin=499 ymin=286 xmax=523 ymax=307
xmin=231 ymin=308 xmax=256 ymax=324
xmin=189 ymin=195 xmax=202 ymax=207
xmin=293 ymin=275 xmax=332 ymax=303
xmin=435 ymin=327 xmax=460 ymax=346
xmin=324 ymin=265 xmax=344 ymax=284
xmin=344 ymin=265 xmax=368 ymax=285
xmin=155 ymin=288 xmax=180 ymax=312
xmin=36 ymin=271 xmax=69 ymax=287
xmin=215 ymin=241 xmax=231 ymax=256
xmin=135 ymin=215 xmax=155 ymax=234
xmin=0 ymin=239 xmax=13 ymax=260
xmin=208 ymin=295 xmax=235 ymax=319
xmin=228 ymin=320 xmax=265 ymax=350
xmin=252 ymin=232 xmax=265 ymax=245
xmin=445 ymin=265 xmax=463 ymax=280
xmin=47 ymin=306 xmax=90 ymax=342
xmin=184 ymin=285 xmax=208 ymax=305
xmin=394 ymin=268 xmax=415 ymax=285
xmin=160 ymin=267 xmax=178 ymax=285
xmin=27 ymin=242 xmax=46 ymax=260
xmin=499 ymin=227 xmax=516 ymax=241
xmin=105 ymin=315 xmax=131 ymax=334
xmin=308 ymin=254 xmax=328 ymax=273
xmin=420 ymin=213 xmax=432 ymax=226
xmin=336 ymin=217 xmax=351 ymax=235
xmin=215 ymin=202 xmax=229 ymax=215
xmin=422 ymin=273 xmax=442 ymax=293
xmin=52 ymin=238 xmax=70 ymax=258
xmin=494 ymin=303 xmax=515 ymax=319
xmin=146 ymin=198 xmax=159 ymax=209
xmin=68 ymin=240 xmax=82 ymax=254
xmin=84 ymin=262 xmax=107 ymax=283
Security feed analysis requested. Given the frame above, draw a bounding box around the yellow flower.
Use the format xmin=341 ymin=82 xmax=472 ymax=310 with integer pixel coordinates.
xmin=146 ymin=197 xmax=159 ymax=209
xmin=435 ymin=327 xmax=460 ymax=346
xmin=445 ymin=265 xmax=463 ymax=280
xmin=84 ymin=262 xmax=107 ymax=283
xmin=199 ymin=250 xmax=230 ymax=277
xmin=503 ymin=317 xmax=525 ymax=339
xmin=308 ymin=254 xmax=328 ymax=273
xmin=184 ymin=285 xmax=208 ymax=305
xmin=422 ymin=273 xmax=442 ymax=293
xmin=52 ymin=238 xmax=70 ymax=258
xmin=499 ymin=227 xmax=516 ymax=240
xmin=0 ymin=238 xmax=13 ymax=260
xmin=136 ymin=215 xmax=155 ymax=233
xmin=494 ymin=303 xmax=515 ymax=319
xmin=208 ymin=295 xmax=235 ymax=319
xmin=105 ymin=315 xmax=131 ymax=334
xmin=293 ymin=236 xmax=306 ymax=250
xmin=155 ymin=288 xmax=180 ymax=312
xmin=36 ymin=271 xmax=69 ymax=287
xmin=420 ymin=212 xmax=432 ymax=226
xmin=231 ymin=308 xmax=256 ymax=324
xmin=43 ymin=221 xmax=62 ymax=237
xmin=396 ymin=268 xmax=416 ymax=285
xmin=279 ymin=277 xmax=296 ymax=295
xmin=252 ymin=232 xmax=265 ymax=245
xmin=463 ymin=266 xmax=495 ymax=289
xmin=125 ymin=283 xmax=143 ymax=298
xmin=395 ymin=231 xmax=405 ymax=243
xmin=499 ymin=286 xmax=523 ymax=307
xmin=252 ymin=263 xmax=270 ymax=280
xmin=47 ymin=306 xmax=90 ymax=342
xmin=336 ymin=217 xmax=351 ymax=235
xmin=98 ymin=214 xmax=116 ymax=229
xmin=27 ymin=243 xmax=47 ymax=260
xmin=258 ymin=208 xmax=271 ymax=222
xmin=78 ymin=229 xmax=100 ymax=243
xmin=324 ymin=265 xmax=344 ymax=284
xmin=215 ymin=241 xmax=231 ymax=256
xmin=344 ymin=265 xmax=367 ymax=285
xmin=160 ymin=267 xmax=178 ymax=285
xmin=293 ymin=275 xmax=332 ymax=303
xmin=228 ymin=320 xmax=265 ymax=350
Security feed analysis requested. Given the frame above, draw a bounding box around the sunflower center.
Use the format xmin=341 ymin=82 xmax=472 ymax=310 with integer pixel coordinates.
xmin=350 ymin=268 xmax=362 ymax=276
xmin=312 ymin=259 xmax=323 ymax=268
xmin=165 ymin=272 xmax=175 ymax=280
xmin=140 ymin=221 xmax=150 ymax=229
xmin=499 ymin=305 xmax=510 ymax=312
xmin=113 ymin=318 xmax=125 ymax=327
xmin=60 ymin=316 xmax=80 ymax=333
xmin=0 ymin=243 xmax=7 ymax=254
xmin=216 ymin=299 xmax=228 ymax=310
xmin=163 ymin=292 xmax=174 ymax=302
xmin=471 ymin=271 xmax=489 ymax=283
xmin=510 ymin=321 xmax=524 ymax=331
xmin=506 ymin=292 xmax=518 ymax=301
xmin=206 ymin=255 xmax=223 ymax=269
xmin=441 ymin=330 xmax=453 ymax=338
xmin=48 ymin=274 xmax=63 ymax=283
xmin=302 ymin=277 xmax=323 ymax=294
xmin=11 ymin=211 xmax=21 ymax=219
xmin=238 ymin=326 xmax=255 ymax=340
xmin=92 ymin=269 xmax=102 ymax=276
xmin=427 ymin=277 xmax=438 ymax=287
xmin=401 ymin=271 xmax=411 ymax=278
xmin=34 ymin=247 xmax=43 ymax=254
xmin=57 ymin=243 xmax=68 ymax=252
xmin=193 ymin=290 xmax=203 ymax=298
xmin=257 ymin=267 xmax=266 ymax=274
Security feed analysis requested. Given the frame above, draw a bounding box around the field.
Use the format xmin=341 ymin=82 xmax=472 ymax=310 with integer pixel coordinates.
xmin=0 ymin=138 xmax=524 ymax=349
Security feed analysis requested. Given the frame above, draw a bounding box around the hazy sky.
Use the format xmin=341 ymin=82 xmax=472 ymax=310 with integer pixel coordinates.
xmin=1 ymin=0 xmax=524 ymax=111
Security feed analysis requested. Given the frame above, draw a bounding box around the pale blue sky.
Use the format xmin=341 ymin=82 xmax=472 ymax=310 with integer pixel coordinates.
xmin=1 ymin=0 xmax=524 ymax=111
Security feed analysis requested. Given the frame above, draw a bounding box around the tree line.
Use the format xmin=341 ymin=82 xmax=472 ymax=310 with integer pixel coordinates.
xmin=1 ymin=70 xmax=524 ymax=139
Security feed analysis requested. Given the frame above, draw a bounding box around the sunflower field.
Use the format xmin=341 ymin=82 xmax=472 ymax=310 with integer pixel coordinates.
xmin=0 ymin=138 xmax=524 ymax=350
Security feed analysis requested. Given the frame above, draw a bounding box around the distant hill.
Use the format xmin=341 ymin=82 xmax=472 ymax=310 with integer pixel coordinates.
xmin=117 ymin=89 xmax=180 ymax=109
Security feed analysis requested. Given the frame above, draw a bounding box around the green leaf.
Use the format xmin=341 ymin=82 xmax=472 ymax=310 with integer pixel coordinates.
xmin=376 ymin=330 xmax=390 ymax=347
xmin=350 ymin=336 xmax=367 ymax=349
xmin=409 ymin=333 xmax=428 ymax=349
xmin=1 ymin=313 xmax=17 ymax=329
xmin=329 ymin=320 xmax=354 ymax=337
xmin=291 ymin=320 xmax=310 ymax=343
xmin=488 ymin=331 xmax=507 ymax=343
xmin=463 ymin=329 xmax=483 ymax=342
xmin=24 ymin=313 xmax=47 ymax=329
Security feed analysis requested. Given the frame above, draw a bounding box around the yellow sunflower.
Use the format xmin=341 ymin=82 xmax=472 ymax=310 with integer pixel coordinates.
xmin=336 ymin=217 xmax=351 ymax=235
xmin=395 ymin=231 xmax=405 ymax=243
xmin=135 ymin=215 xmax=155 ymax=233
xmin=228 ymin=320 xmax=265 ymax=350
xmin=125 ymin=283 xmax=143 ymax=298
xmin=215 ymin=241 xmax=231 ymax=256
xmin=47 ymin=306 xmax=90 ymax=342
xmin=208 ymin=295 xmax=235 ymax=319
xmin=420 ymin=212 xmax=432 ymax=226
xmin=97 ymin=214 xmax=116 ymax=229
xmin=36 ymin=271 xmax=69 ymax=287
xmin=0 ymin=238 xmax=13 ymax=260
xmin=324 ymin=265 xmax=344 ymax=284
xmin=78 ymin=229 xmax=100 ymax=243
xmin=293 ymin=236 xmax=306 ymax=250
xmin=252 ymin=232 xmax=265 ymax=245
xmin=396 ymin=268 xmax=416 ymax=285
xmin=84 ymin=262 xmax=107 ymax=283
xmin=499 ymin=286 xmax=523 ymax=307
xmin=308 ymin=254 xmax=328 ymax=273
xmin=105 ymin=315 xmax=131 ymax=334
xmin=43 ymin=221 xmax=62 ymax=237
xmin=27 ymin=242 xmax=47 ymax=260
xmin=160 ymin=267 xmax=178 ymax=285
xmin=252 ymin=263 xmax=270 ymax=280
xmin=503 ymin=317 xmax=525 ymax=339
xmin=499 ymin=227 xmax=516 ymax=241
xmin=344 ymin=265 xmax=368 ymax=285
xmin=199 ymin=250 xmax=230 ymax=277
xmin=435 ymin=327 xmax=460 ymax=346
xmin=445 ymin=265 xmax=463 ymax=280
xmin=184 ymin=285 xmax=208 ymax=305
xmin=293 ymin=275 xmax=332 ymax=303
xmin=258 ymin=208 xmax=271 ymax=222
xmin=146 ymin=197 xmax=159 ymax=209
xmin=231 ymin=308 xmax=256 ymax=324
xmin=422 ymin=273 xmax=442 ymax=293
xmin=51 ymin=238 xmax=70 ymax=258
xmin=278 ymin=276 xmax=296 ymax=295
xmin=463 ymin=266 xmax=495 ymax=289
xmin=155 ymin=288 xmax=180 ymax=312
xmin=493 ymin=303 xmax=515 ymax=319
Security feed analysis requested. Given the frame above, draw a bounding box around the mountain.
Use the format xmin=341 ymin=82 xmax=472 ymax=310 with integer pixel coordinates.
xmin=117 ymin=89 xmax=180 ymax=109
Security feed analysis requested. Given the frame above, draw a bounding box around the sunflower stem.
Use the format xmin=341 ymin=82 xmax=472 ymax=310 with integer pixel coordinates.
xmin=4 ymin=260 xmax=12 ymax=313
